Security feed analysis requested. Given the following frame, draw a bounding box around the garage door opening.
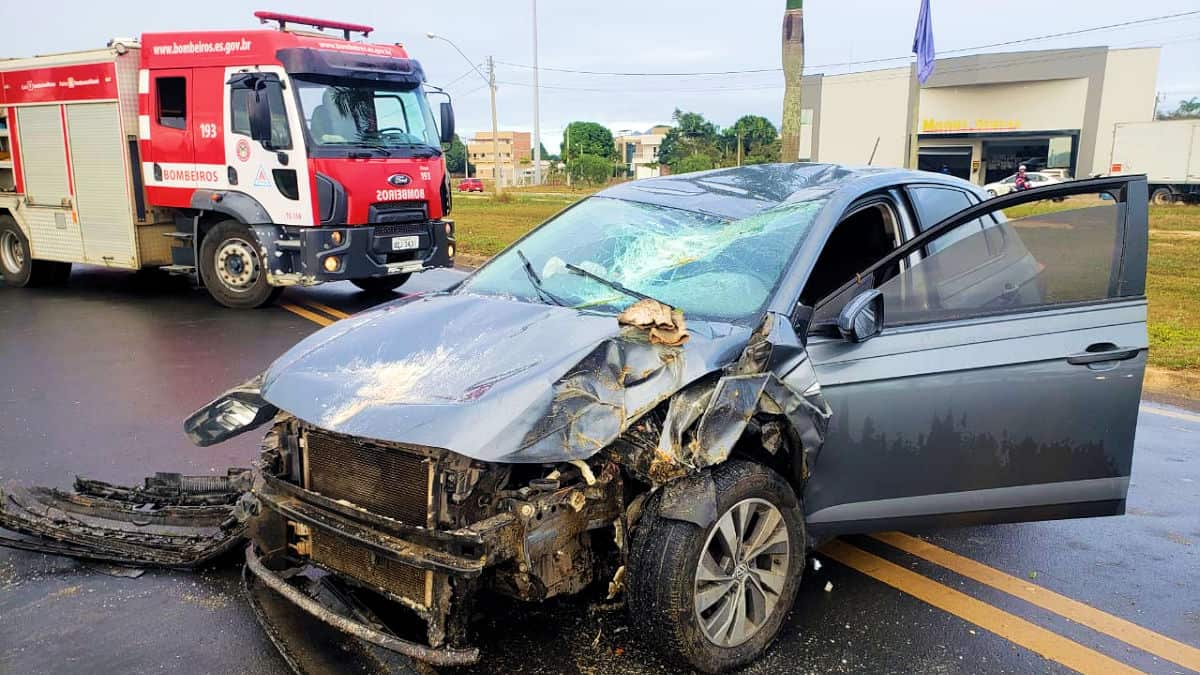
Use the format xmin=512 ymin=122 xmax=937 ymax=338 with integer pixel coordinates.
xmin=918 ymin=146 xmax=972 ymax=180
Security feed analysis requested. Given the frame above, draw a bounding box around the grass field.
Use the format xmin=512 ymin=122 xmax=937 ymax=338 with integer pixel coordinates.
xmin=451 ymin=193 xmax=1199 ymax=397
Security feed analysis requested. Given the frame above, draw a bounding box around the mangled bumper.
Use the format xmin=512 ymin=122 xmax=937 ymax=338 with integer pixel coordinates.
xmin=244 ymin=544 xmax=481 ymax=666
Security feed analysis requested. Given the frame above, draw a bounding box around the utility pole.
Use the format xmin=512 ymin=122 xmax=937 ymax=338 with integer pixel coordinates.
xmin=565 ymin=125 xmax=571 ymax=188
xmin=487 ymin=56 xmax=502 ymax=192
xmin=425 ymin=33 xmax=501 ymax=191
xmin=737 ymin=130 xmax=743 ymax=166
xmin=531 ymin=0 xmax=542 ymax=185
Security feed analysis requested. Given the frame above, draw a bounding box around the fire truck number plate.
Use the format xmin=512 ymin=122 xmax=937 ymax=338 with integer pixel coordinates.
xmin=390 ymin=236 xmax=420 ymax=251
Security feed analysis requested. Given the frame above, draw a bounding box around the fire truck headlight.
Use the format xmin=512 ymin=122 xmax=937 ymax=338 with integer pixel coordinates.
xmin=330 ymin=230 xmax=344 ymax=245
xmin=323 ymin=256 xmax=341 ymax=273
xmin=444 ymin=222 xmax=453 ymax=236
xmin=447 ymin=244 xmax=455 ymax=258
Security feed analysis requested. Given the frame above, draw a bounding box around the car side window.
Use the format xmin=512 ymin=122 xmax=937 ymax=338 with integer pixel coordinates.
xmin=909 ymin=186 xmax=991 ymax=254
xmin=801 ymin=198 xmax=903 ymax=325
xmin=880 ymin=195 xmax=1124 ymax=326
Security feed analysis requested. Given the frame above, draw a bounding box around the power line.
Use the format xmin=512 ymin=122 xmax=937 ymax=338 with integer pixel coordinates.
xmin=495 ymin=35 xmax=1200 ymax=94
xmin=441 ymin=64 xmax=483 ymax=89
xmin=497 ymin=9 xmax=1200 ymax=77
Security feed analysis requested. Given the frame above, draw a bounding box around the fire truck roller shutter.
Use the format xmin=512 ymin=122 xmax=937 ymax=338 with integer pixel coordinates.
xmin=67 ymin=102 xmax=138 ymax=268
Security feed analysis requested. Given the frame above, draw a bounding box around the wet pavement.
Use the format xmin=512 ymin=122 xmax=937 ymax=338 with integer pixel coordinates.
xmin=1 ymin=267 xmax=1198 ymax=674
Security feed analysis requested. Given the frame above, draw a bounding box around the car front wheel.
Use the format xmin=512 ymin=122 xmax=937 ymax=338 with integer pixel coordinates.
xmin=628 ymin=461 xmax=805 ymax=673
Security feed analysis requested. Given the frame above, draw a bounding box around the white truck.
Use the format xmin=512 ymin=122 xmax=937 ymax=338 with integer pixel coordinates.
xmin=1108 ymin=119 xmax=1200 ymax=204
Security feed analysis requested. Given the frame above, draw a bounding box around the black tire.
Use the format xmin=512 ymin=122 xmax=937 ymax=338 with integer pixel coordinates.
xmin=350 ymin=274 xmax=411 ymax=294
xmin=1151 ymin=187 xmax=1174 ymax=206
xmin=627 ymin=461 xmax=805 ymax=674
xmin=0 ymin=215 xmax=71 ymax=287
xmin=197 ymin=220 xmax=283 ymax=309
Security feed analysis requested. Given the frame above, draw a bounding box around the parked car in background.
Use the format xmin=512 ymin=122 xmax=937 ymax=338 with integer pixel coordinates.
xmin=458 ymin=177 xmax=485 ymax=192
xmin=985 ymin=171 xmax=1063 ymax=196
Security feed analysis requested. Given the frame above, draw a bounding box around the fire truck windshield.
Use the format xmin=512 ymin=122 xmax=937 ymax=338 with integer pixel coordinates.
xmin=293 ymin=77 xmax=441 ymax=157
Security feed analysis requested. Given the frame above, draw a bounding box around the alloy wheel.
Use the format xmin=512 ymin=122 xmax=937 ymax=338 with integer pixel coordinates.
xmin=693 ymin=498 xmax=791 ymax=648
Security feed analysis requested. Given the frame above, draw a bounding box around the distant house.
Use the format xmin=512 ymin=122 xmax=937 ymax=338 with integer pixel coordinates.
xmin=614 ymin=126 xmax=668 ymax=179
xmin=468 ymin=130 xmax=532 ymax=185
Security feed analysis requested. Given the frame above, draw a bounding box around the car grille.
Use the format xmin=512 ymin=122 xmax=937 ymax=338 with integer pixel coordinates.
xmin=310 ymin=527 xmax=430 ymax=608
xmin=303 ymin=430 xmax=433 ymax=527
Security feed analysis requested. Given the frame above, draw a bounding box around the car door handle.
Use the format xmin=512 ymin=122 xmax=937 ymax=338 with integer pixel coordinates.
xmin=1066 ymin=344 xmax=1139 ymax=365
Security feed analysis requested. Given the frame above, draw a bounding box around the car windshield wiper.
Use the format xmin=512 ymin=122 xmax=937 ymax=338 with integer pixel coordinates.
xmin=517 ymin=249 xmax=566 ymax=306
xmin=565 ymin=264 xmax=671 ymax=308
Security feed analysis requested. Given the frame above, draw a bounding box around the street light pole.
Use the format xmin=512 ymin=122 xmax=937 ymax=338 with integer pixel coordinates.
xmin=531 ymin=0 xmax=541 ymax=186
xmin=426 ymin=32 xmax=503 ymax=193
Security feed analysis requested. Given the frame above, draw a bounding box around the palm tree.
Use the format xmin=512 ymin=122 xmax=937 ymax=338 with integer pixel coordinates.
xmin=779 ymin=0 xmax=805 ymax=163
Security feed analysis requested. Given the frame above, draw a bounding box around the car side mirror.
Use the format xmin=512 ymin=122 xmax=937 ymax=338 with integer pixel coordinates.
xmin=439 ymin=101 xmax=455 ymax=145
xmin=837 ymin=289 xmax=884 ymax=343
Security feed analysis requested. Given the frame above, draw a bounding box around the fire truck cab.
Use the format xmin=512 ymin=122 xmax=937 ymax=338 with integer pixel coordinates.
xmin=0 ymin=12 xmax=456 ymax=308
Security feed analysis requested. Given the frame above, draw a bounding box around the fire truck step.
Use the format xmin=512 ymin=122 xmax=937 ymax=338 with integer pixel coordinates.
xmin=163 ymin=232 xmax=194 ymax=241
xmin=161 ymin=265 xmax=197 ymax=276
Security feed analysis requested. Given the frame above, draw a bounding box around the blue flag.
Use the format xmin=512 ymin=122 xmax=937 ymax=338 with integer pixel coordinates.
xmin=912 ymin=0 xmax=935 ymax=84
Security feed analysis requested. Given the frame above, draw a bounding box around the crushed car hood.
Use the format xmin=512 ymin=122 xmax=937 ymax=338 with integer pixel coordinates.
xmin=261 ymin=292 xmax=752 ymax=463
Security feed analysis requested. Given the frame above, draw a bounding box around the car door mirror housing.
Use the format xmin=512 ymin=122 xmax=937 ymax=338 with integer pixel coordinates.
xmin=439 ymin=101 xmax=456 ymax=145
xmin=838 ymin=289 xmax=884 ymax=343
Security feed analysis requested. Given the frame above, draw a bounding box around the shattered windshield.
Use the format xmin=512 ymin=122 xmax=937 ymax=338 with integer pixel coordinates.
xmin=293 ymin=76 xmax=440 ymax=154
xmin=460 ymin=196 xmax=827 ymax=322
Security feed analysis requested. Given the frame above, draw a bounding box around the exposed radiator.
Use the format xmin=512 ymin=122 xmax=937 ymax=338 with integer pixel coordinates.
xmin=303 ymin=430 xmax=433 ymax=527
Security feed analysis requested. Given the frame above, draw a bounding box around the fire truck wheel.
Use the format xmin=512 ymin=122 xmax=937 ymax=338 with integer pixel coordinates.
xmin=350 ymin=274 xmax=411 ymax=294
xmin=199 ymin=220 xmax=283 ymax=309
xmin=0 ymin=215 xmax=69 ymax=287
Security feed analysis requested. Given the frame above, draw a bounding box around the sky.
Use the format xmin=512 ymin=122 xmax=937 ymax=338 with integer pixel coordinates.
xmin=2 ymin=0 xmax=1198 ymax=153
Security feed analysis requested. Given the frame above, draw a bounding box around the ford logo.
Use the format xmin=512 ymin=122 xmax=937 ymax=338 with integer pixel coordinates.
xmin=387 ymin=174 xmax=412 ymax=186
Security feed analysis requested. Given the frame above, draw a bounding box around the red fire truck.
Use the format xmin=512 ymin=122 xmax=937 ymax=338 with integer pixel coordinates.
xmin=0 ymin=12 xmax=457 ymax=308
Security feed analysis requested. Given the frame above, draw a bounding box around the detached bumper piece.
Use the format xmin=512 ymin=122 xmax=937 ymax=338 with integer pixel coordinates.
xmin=0 ymin=470 xmax=250 ymax=568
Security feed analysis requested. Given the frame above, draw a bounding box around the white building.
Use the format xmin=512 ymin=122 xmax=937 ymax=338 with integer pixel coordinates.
xmin=797 ymin=46 xmax=1160 ymax=185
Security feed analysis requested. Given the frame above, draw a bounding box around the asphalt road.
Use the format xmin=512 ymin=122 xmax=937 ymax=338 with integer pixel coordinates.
xmin=1 ymin=267 xmax=1198 ymax=675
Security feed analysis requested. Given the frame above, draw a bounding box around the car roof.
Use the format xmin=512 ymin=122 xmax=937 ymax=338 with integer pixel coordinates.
xmin=596 ymin=163 xmax=979 ymax=220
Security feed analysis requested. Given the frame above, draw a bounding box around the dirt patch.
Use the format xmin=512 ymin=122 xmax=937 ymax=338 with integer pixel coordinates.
xmin=1142 ymin=367 xmax=1200 ymax=408
xmin=48 ymin=585 xmax=82 ymax=600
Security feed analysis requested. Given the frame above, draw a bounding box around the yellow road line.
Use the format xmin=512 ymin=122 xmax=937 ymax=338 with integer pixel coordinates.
xmin=1139 ymin=404 xmax=1200 ymax=425
xmin=278 ymin=303 xmax=334 ymax=326
xmin=872 ymin=532 xmax=1200 ymax=672
xmin=299 ymin=300 xmax=352 ymax=321
xmin=820 ymin=540 xmax=1142 ymax=675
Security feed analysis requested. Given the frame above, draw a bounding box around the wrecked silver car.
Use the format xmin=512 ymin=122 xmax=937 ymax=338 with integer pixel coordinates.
xmin=4 ymin=164 xmax=1150 ymax=673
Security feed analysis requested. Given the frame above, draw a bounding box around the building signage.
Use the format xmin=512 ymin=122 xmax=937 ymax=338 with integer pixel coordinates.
xmin=0 ymin=62 xmax=119 ymax=105
xmin=921 ymin=118 xmax=1020 ymax=133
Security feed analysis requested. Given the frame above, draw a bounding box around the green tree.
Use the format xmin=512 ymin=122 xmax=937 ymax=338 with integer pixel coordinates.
xmin=561 ymin=122 xmax=616 ymax=161
xmin=567 ymin=153 xmax=612 ymax=185
xmin=1158 ymin=97 xmax=1200 ymax=120
xmin=443 ymin=134 xmax=470 ymax=176
xmin=659 ymin=109 xmax=722 ymax=172
xmin=532 ymin=141 xmax=557 ymax=161
xmin=722 ymin=115 xmax=780 ymax=164
xmin=676 ymin=154 xmax=716 ymax=174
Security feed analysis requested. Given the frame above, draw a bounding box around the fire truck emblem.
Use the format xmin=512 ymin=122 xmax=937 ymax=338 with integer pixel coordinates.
xmin=387 ymin=174 xmax=411 ymax=186
xmin=236 ymin=139 xmax=252 ymax=163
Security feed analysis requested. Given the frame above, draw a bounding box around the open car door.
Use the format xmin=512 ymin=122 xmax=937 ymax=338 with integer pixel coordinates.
xmin=802 ymin=176 xmax=1149 ymax=536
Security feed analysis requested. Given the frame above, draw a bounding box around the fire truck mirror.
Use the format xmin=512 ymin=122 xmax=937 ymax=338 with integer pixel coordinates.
xmin=439 ymin=102 xmax=455 ymax=145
